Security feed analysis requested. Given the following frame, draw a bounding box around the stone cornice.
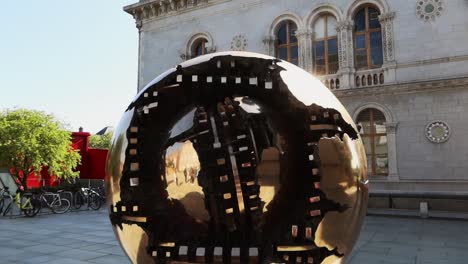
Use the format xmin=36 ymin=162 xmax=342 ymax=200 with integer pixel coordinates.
xmin=124 ymin=0 xmax=228 ymax=26
xmin=334 ymin=76 xmax=468 ymax=98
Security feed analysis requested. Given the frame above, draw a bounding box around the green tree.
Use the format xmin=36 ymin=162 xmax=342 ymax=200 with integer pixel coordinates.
xmin=0 ymin=109 xmax=81 ymax=190
xmin=89 ymin=132 xmax=113 ymax=149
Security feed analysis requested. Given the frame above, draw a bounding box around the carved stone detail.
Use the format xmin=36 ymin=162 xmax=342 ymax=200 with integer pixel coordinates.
xmin=416 ymin=0 xmax=446 ymax=21
xmin=336 ymin=20 xmax=354 ymax=70
xmin=379 ymin=12 xmax=396 ymax=63
xmin=124 ymin=0 xmax=215 ymax=24
xmin=263 ymin=35 xmax=275 ymax=57
xmin=231 ymin=34 xmax=248 ymax=51
xmin=296 ymin=29 xmax=313 ymax=72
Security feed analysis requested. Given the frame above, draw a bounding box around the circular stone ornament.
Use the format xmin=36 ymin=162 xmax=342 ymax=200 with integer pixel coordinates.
xmin=416 ymin=0 xmax=445 ymax=21
xmin=230 ymin=34 xmax=248 ymax=51
xmin=425 ymin=120 xmax=450 ymax=143
xmin=107 ymin=51 xmax=368 ymax=264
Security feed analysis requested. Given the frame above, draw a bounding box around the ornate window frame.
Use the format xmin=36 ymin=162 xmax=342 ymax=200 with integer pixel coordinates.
xmin=306 ymin=5 xmax=343 ymax=76
xmin=344 ymin=0 xmax=396 ymax=87
xmin=353 ymin=103 xmax=398 ymax=180
xmin=352 ymin=5 xmax=384 ymax=70
xmin=264 ymin=13 xmax=304 ymax=65
xmin=181 ymin=32 xmax=216 ymax=60
xmin=274 ymin=20 xmax=299 ymax=64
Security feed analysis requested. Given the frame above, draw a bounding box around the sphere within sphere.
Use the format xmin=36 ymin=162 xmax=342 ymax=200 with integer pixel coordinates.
xmin=106 ymin=52 xmax=368 ymax=264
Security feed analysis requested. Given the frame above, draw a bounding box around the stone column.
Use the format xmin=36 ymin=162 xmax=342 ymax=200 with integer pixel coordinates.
xmin=386 ymin=122 xmax=399 ymax=180
xmin=263 ymin=35 xmax=275 ymax=57
xmin=336 ymin=20 xmax=354 ymax=89
xmin=378 ymin=12 xmax=396 ymax=64
xmin=379 ymin=12 xmax=396 ymax=84
xmin=295 ymin=29 xmax=313 ymax=72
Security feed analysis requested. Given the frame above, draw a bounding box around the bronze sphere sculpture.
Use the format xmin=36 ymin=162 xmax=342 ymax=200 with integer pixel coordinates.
xmin=106 ymin=52 xmax=368 ymax=264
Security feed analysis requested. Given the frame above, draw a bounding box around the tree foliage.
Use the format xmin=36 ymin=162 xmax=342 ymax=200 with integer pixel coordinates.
xmin=89 ymin=132 xmax=113 ymax=149
xmin=0 ymin=109 xmax=81 ymax=189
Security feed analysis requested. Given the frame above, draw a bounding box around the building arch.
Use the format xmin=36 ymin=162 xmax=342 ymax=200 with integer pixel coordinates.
xmin=307 ymin=5 xmax=343 ymax=76
xmin=345 ymin=0 xmax=390 ymax=20
xmin=306 ymin=4 xmax=343 ymax=32
xmin=353 ymin=102 xmax=394 ymax=123
xmin=268 ymin=12 xmax=304 ymax=37
xmin=185 ymin=32 xmax=215 ymax=59
xmin=353 ymin=102 xmax=398 ymax=179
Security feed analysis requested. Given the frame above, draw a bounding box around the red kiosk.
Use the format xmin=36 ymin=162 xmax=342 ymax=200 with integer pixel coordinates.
xmin=26 ymin=130 xmax=108 ymax=188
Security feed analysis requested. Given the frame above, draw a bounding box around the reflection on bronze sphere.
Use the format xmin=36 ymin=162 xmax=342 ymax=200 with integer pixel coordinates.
xmin=106 ymin=52 xmax=368 ymax=264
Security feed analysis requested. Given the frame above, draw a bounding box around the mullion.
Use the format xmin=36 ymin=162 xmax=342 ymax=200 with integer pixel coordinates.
xmin=365 ymin=7 xmax=372 ymax=69
xmin=370 ymin=109 xmax=377 ymax=175
xmin=287 ymin=22 xmax=291 ymax=62
xmin=324 ymin=16 xmax=329 ymax=74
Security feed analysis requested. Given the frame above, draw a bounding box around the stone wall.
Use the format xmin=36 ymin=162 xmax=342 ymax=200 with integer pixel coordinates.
xmin=127 ymin=0 xmax=468 ymax=90
xmin=124 ymin=0 xmax=468 ymax=193
xmin=337 ymin=78 xmax=468 ymax=192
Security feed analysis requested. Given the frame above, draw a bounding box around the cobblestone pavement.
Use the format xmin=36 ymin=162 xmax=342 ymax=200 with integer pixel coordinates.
xmin=1 ymin=209 xmax=468 ymax=264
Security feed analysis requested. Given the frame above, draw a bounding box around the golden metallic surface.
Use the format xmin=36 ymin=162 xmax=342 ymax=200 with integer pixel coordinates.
xmin=121 ymin=216 xmax=147 ymax=223
xmin=107 ymin=52 xmax=368 ymax=264
xmin=276 ymin=245 xmax=317 ymax=252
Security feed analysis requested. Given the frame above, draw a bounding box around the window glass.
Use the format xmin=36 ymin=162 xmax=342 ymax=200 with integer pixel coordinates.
xmin=314 ymin=17 xmax=325 ymax=39
xmin=314 ymin=41 xmax=325 ymax=61
xmin=374 ymin=136 xmax=388 ymax=157
xmin=375 ymin=156 xmax=389 ymax=175
xmin=328 ymin=38 xmax=338 ymax=74
xmin=370 ymin=31 xmax=383 ymax=66
xmin=314 ymin=16 xmax=325 ymax=39
xmin=356 ymin=34 xmax=366 ymax=49
xmin=277 ymin=23 xmax=287 ymax=45
xmin=192 ymin=39 xmax=207 ymax=58
xmin=366 ymin=155 xmax=373 ymax=172
xmin=289 ymin=22 xmax=298 ymax=43
xmin=357 ymin=108 xmax=388 ymax=176
xmin=278 ymin=47 xmax=287 ymax=60
xmin=372 ymin=108 xmax=386 ymax=121
xmin=314 ymin=43 xmax=325 ymax=59
xmin=314 ymin=40 xmax=325 ymax=75
xmin=356 ymin=49 xmax=367 ymax=69
xmin=291 ymin=45 xmax=298 ymax=60
xmin=361 ymin=136 xmax=372 ymax=154
xmin=375 ymin=122 xmax=386 ymax=134
xmin=327 ymin=16 xmax=338 ymax=36
xmin=368 ymin=8 xmax=381 ymax=29
xmin=354 ymin=9 xmax=366 ymax=31
xmin=328 ymin=38 xmax=338 ymax=54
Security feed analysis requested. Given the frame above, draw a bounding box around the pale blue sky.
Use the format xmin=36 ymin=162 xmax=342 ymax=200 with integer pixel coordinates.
xmin=1 ymin=1 xmax=139 ymax=134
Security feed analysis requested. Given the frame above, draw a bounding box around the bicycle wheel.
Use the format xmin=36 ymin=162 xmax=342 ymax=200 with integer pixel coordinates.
xmin=23 ymin=197 xmax=41 ymax=217
xmin=74 ymin=193 xmax=84 ymax=209
xmin=89 ymin=193 xmax=102 ymax=210
xmin=0 ymin=198 xmax=4 ymax=214
xmin=51 ymin=198 xmax=70 ymax=214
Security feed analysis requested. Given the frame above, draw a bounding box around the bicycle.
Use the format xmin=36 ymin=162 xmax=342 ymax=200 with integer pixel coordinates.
xmin=0 ymin=187 xmax=9 ymax=214
xmin=73 ymin=187 xmax=102 ymax=210
xmin=2 ymin=188 xmax=41 ymax=217
xmin=36 ymin=190 xmax=71 ymax=214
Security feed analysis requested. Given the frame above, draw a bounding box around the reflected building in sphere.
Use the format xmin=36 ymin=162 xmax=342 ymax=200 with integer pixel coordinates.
xmin=107 ymin=52 xmax=368 ymax=263
xmin=123 ymin=0 xmax=468 ymax=204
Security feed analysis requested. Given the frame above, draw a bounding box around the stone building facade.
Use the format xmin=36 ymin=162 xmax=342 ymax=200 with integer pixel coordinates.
xmin=123 ymin=0 xmax=468 ymax=195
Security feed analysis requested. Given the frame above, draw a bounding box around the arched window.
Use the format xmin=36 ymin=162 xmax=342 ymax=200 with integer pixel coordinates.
xmin=191 ymin=38 xmax=208 ymax=58
xmin=312 ymin=14 xmax=339 ymax=75
xmin=356 ymin=108 xmax=388 ymax=176
xmin=275 ymin=20 xmax=298 ymax=65
xmin=354 ymin=6 xmax=383 ymax=70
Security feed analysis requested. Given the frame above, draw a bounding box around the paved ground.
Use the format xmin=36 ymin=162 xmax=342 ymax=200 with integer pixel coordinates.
xmin=1 ymin=209 xmax=468 ymax=264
